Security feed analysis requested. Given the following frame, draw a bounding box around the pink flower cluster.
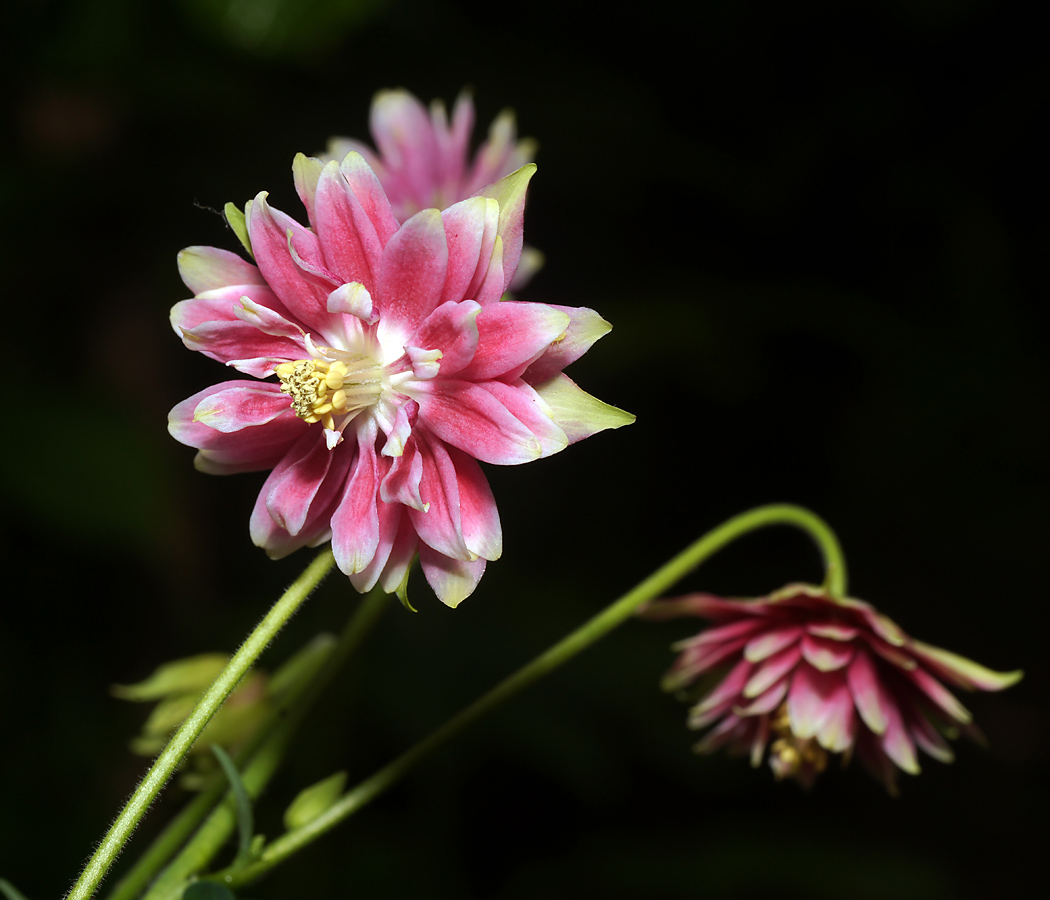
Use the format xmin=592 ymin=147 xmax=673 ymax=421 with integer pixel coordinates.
xmin=168 ymin=97 xmax=632 ymax=607
xmin=643 ymin=584 xmax=1021 ymax=791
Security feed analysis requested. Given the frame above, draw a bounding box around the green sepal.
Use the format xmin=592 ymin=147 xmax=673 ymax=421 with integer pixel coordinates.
xmin=225 ymin=201 xmax=254 ymax=258
xmin=283 ymin=771 xmax=348 ymax=831
xmin=292 ymin=153 xmax=325 ymax=219
xmin=473 ymin=163 xmax=536 ymax=245
xmin=395 ymin=561 xmax=416 ymax=612
xmin=531 ymin=373 xmax=635 ymax=442
xmin=111 ymin=654 xmax=228 ymax=702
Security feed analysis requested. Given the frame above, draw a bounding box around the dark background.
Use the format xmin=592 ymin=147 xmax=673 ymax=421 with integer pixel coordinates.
xmin=1 ymin=0 xmax=1045 ymax=897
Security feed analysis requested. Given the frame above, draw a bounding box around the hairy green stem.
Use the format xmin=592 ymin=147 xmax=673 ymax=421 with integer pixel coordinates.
xmin=209 ymin=504 xmax=845 ymax=888
xmin=65 ymin=548 xmax=337 ymax=900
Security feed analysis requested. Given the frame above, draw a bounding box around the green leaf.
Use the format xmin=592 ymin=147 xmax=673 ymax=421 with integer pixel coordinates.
xmin=211 ymin=746 xmax=254 ymax=867
xmin=0 ymin=878 xmax=32 ymax=900
xmin=283 ymin=771 xmax=348 ymax=831
xmin=111 ymin=655 xmax=228 ymax=701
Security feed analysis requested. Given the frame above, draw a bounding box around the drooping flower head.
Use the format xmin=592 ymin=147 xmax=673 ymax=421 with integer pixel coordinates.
xmin=643 ymin=584 xmax=1021 ymax=792
xmin=325 ymin=89 xmax=535 ymax=223
xmin=324 ymin=89 xmax=541 ymax=288
xmin=169 ymin=152 xmax=632 ymax=606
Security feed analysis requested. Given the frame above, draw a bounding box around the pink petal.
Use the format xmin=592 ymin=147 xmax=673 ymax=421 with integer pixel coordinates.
xmin=339 ymin=152 xmax=400 ymax=245
xmin=188 ymin=382 xmax=296 ymax=434
xmin=380 ymin=444 xmax=426 ymax=511
xmin=800 ymin=634 xmax=855 ymax=672
xmin=787 ymin=664 xmax=842 ymax=740
xmin=470 ymin=231 xmax=505 ymax=306
xmin=374 ymin=209 xmax=449 ymax=348
xmin=861 ymin=632 xmax=917 ymax=671
xmin=686 ymin=657 xmax=752 ymax=728
xmin=407 ymin=299 xmax=480 ymax=376
xmin=902 ymin=665 xmax=973 ymax=724
xmin=174 ymin=297 xmax=307 ymax=378
xmin=313 ymin=161 xmax=384 ymax=291
xmin=260 ymin=430 xmax=344 ymax=538
xmin=419 ymin=544 xmax=486 ymax=608
xmin=694 ymin=714 xmax=750 ymax=755
xmin=178 ymin=246 xmax=265 ymax=294
xmin=806 ymin=622 xmax=859 ymax=641
xmin=522 ymin=306 xmax=613 ymax=385
xmin=846 ymin=648 xmax=893 ymax=735
xmin=438 ymin=92 xmax=474 ymax=189
xmin=734 ymin=679 xmax=789 ymax=717
xmin=347 ymin=497 xmax=413 ymax=594
xmin=743 ymin=644 xmax=802 ymax=698
xmin=168 ymin=382 xmax=306 ymax=474
xmin=879 ymin=696 xmax=921 ymax=774
xmin=688 ymin=617 xmax=769 ymax=648
xmin=414 ymin=379 xmax=543 ymax=465
xmin=470 ymin=164 xmax=535 ymax=292
xmin=814 ymin=679 xmax=856 ymax=753
xmin=170 ymin=282 xmax=288 ymax=331
xmin=906 ymin=709 xmax=955 ymax=764
xmin=370 ymin=90 xmax=441 ymax=212
xmin=407 ymin=431 xmax=472 ymax=561
xmin=666 ymin=632 xmax=754 ymax=685
xmin=330 ymin=418 xmax=381 ymax=575
xmin=471 ymin=379 xmax=568 ymax=459
xmin=446 ymin=444 xmax=502 ymax=561
xmin=440 ymin=197 xmax=498 ymax=305
xmin=248 ymin=194 xmax=336 ymax=333
xmin=250 ymin=432 xmax=351 ymax=555
xmin=458 ymin=302 xmax=571 ymax=382
xmin=744 ymin=625 xmax=803 ymax=663
xmin=641 ymin=593 xmax=775 ymax=622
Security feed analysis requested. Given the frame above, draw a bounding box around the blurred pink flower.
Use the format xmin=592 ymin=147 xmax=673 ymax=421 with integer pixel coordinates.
xmin=325 ymin=89 xmax=541 ymax=287
xmin=326 ymin=89 xmax=535 ymax=222
xmin=169 ymin=153 xmax=632 ymax=606
xmin=643 ymin=584 xmax=1021 ymax=791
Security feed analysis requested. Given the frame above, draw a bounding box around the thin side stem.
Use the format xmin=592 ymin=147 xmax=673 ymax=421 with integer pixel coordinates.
xmin=65 ymin=548 xmax=337 ymax=900
xmin=211 ymin=503 xmax=845 ymax=888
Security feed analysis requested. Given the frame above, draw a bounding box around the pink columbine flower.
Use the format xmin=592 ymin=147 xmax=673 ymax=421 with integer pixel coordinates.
xmin=324 ymin=89 xmax=541 ymax=289
xmin=326 ymin=89 xmax=535 ymax=221
xmin=642 ymin=584 xmax=1021 ymax=792
xmin=168 ymin=152 xmax=633 ymax=606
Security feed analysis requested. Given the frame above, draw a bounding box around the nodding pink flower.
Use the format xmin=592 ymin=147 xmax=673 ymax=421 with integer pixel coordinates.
xmin=325 ymin=89 xmax=541 ymax=289
xmin=168 ymin=153 xmax=633 ymax=606
xmin=642 ymin=584 xmax=1021 ymax=792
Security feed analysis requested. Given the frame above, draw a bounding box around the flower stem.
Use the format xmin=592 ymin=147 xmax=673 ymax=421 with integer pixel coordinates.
xmin=208 ymin=503 xmax=845 ymax=888
xmin=65 ymin=547 xmax=337 ymax=900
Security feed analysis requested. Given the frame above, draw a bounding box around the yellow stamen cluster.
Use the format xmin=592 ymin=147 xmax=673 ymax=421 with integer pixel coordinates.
xmin=276 ymin=359 xmax=353 ymax=430
xmin=767 ymin=703 xmax=828 ymax=782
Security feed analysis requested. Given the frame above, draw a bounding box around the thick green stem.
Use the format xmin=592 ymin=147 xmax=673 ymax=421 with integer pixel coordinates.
xmin=210 ymin=503 xmax=845 ymax=888
xmin=65 ymin=548 xmax=337 ymax=900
